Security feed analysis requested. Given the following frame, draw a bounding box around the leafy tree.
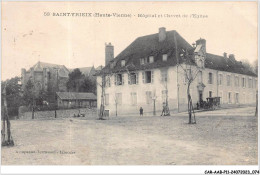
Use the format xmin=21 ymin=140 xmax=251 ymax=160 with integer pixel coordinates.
xmin=81 ymin=76 xmax=97 ymax=94
xmin=253 ymin=59 xmax=258 ymax=75
xmin=1 ymin=77 xmax=23 ymax=117
xmin=66 ymin=68 xmax=84 ymax=92
xmin=22 ymin=79 xmax=35 ymax=107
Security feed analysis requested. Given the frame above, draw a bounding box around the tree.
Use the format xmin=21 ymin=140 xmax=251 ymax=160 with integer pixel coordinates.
xmin=1 ymin=81 xmax=15 ymax=146
xmin=177 ymin=48 xmax=200 ymax=124
xmin=81 ymin=76 xmax=97 ymax=94
xmin=241 ymin=59 xmax=255 ymax=74
xmin=1 ymin=77 xmax=23 ymax=117
xmin=66 ymin=68 xmax=84 ymax=92
xmin=253 ymin=59 xmax=258 ymax=75
xmin=22 ymin=79 xmax=34 ymax=107
xmin=160 ymin=67 xmax=170 ymax=116
xmin=97 ymin=74 xmax=112 ymax=120
xmin=114 ymin=93 xmax=119 ymax=117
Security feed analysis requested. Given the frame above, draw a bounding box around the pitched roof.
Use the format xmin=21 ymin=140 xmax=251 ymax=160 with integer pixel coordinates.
xmin=68 ymin=66 xmax=96 ymax=76
xmin=29 ymin=61 xmax=70 ymax=77
xmin=97 ymin=29 xmax=256 ymax=77
xmin=56 ymin=92 xmax=97 ymax=100
xmin=31 ymin=61 xmax=66 ymax=71
xmin=205 ymin=53 xmax=256 ymax=76
xmin=98 ymin=30 xmax=192 ymax=74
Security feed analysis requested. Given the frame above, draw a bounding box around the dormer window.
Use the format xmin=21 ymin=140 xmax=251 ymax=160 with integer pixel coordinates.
xmin=162 ymin=54 xmax=167 ymax=61
xmin=110 ymin=61 xmax=115 ymax=69
xmin=121 ymin=60 xmax=126 ymax=67
xmin=149 ymin=56 xmax=154 ymax=63
xmin=140 ymin=58 xmax=145 ymax=65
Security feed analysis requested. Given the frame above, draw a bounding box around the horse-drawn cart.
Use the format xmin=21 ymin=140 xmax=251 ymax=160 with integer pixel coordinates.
xmin=198 ymin=97 xmax=221 ymax=110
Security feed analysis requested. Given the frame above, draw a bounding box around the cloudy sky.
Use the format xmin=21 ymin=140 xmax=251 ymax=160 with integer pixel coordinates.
xmin=2 ymin=1 xmax=257 ymax=80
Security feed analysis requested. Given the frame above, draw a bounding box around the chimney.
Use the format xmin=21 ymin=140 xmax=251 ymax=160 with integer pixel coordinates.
xmin=229 ymin=54 xmax=235 ymax=60
xmin=159 ymin=27 xmax=166 ymax=42
xmin=196 ymin=38 xmax=206 ymax=53
xmin=105 ymin=42 xmax=114 ymax=66
xmin=223 ymin=52 xmax=227 ymax=58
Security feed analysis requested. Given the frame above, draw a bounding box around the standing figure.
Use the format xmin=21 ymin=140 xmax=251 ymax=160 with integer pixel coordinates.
xmin=161 ymin=102 xmax=166 ymax=116
xmin=139 ymin=107 xmax=143 ymax=116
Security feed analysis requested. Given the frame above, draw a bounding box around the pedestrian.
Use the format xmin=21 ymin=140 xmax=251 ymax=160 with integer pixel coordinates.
xmin=161 ymin=102 xmax=166 ymax=116
xmin=139 ymin=107 xmax=143 ymax=116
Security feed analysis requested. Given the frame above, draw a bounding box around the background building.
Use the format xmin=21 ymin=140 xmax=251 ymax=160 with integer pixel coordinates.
xmin=56 ymin=92 xmax=97 ymax=109
xmin=21 ymin=61 xmax=99 ymax=96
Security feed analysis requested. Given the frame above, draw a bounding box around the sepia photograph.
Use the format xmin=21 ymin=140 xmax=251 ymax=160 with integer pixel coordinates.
xmin=1 ymin=1 xmax=258 ymax=174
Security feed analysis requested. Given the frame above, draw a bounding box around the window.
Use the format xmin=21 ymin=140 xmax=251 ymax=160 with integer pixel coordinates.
xmin=114 ymin=74 xmax=124 ymax=86
xmin=115 ymin=93 xmax=122 ymax=105
xmin=105 ymin=94 xmax=109 ymax=105
xmin=235 ymin=93 xmax=239 ymax=104
xmin=209 ymin=91 xmax=212 ymax=97
xmin=140 ymin=58 xmax=145 ymax=65
xmin=248 ymin=78 xmax=253 ymax=88
xmin=130 ymin=92 xmax=137 ymax=105
xmin=162 ymin=54 xmax=168 ymax=62
xmin=149 ymin=56 xmax=154 ymax=63
xmin=198 ymin=59 xmax=203 ymax=68
xmin=142 ymin=71 xmax=154 ymax=84
xmin=218 ymin=74 xmax=223 ymax=85
xmin=198 ymin=71 xmax=203 ymax=83
xmin=254 ymin=79 xmax=257 ymax=88
xmin=208 ymin=72 xmax=213 ymax=84
xmin=242 ymin=77 xmax=246 ymax=87
xmin=146 ymin=91 xmax=152 ymax=104
xmin=228 ymin=92 xmax=232 ymax=103
xmin=162 ymin=90 xmax=168 ymax=103
xmin=121 ymin=60 xmax=126 ymax=67
xmin=128 ymin=72 xmax=138 ymax=85
xmin=219 ymin=91 xmax=223 ymax=104
xmin=161 ymin=69 xmax=168 ymax=82
xmin=227 ymin=75 xmax=231 ymax=86
xmin=235 ymin=76 xmax=239 ymax=87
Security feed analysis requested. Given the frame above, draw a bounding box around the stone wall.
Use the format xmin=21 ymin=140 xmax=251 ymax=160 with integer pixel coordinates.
xmin=20 ymin=108 xmax=97 ymax=120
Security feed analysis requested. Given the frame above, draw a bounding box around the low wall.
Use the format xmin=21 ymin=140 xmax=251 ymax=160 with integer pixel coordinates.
xmin=20 ymin=108 xmax=97 ymax=120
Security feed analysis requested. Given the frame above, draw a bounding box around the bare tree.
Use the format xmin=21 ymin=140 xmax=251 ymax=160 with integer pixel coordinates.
xmin=97 ymin=74 xmax=111 ymax=120
xmin=178 ymin=52 xmax=200 ymax=124
xmin=160 ymin=67 xmax=170 ymax=116
xmin=114 ymin=93 xmax=119 ymax=117
xmin=1 ymin=84 xmax=14 ymax=146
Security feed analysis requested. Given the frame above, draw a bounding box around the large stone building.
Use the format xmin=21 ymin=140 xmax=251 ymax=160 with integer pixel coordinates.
xmin=21 ymin=62 xmax=70 ymax=94
xmin=96 ymin=27 xmax=257 ymax=116
xmin=21 ymin=61 xmax=98 ymax=96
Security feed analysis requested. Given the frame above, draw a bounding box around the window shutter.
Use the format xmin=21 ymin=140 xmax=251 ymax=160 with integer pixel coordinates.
xmin=142 ymin=72 xmax=145 ymax=83
xmin=136 ymin=72 xmax=139 ymax=84
xmin=151 ymin=71 xmax=154 ymax=83
xmin=128 ymin=74 xmax=130 ymax=85
xmin=114 ymin=75 xmax=117 ymax=86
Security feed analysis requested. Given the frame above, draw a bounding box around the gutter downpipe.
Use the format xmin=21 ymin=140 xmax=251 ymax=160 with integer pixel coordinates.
xmin=174 ymin=31 xmax=180 ymax=113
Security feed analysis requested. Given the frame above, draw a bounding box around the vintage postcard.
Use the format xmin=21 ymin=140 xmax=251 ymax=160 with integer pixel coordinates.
xmin=1 ymin=1 xmax=258 ymax=174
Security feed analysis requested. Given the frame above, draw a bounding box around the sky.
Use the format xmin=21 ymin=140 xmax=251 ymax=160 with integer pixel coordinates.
xmin=1 ymin=1 xmax=258 ymax=80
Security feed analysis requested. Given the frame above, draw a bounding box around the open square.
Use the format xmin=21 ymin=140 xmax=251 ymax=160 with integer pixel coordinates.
xmin=1 ymin=107 xmax=257 ymax=165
